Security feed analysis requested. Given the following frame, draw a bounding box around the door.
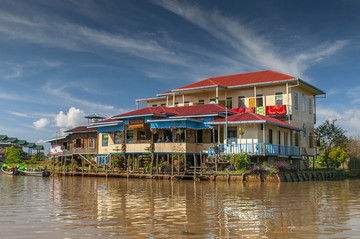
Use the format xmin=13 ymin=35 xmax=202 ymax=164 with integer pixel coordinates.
xmin=249 ymin=98 xmax=255 ymax=108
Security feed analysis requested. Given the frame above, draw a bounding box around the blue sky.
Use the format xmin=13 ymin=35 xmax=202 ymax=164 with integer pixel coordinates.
xmin=0 ymin=0 xmax=359 ymax=148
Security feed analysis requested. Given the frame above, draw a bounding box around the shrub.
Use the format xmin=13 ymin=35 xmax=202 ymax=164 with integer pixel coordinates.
xmin=226 ymin=165 xmax=236 ymax=171
xmin=249 ymin=164 xmax=267 ymax=174
xmin=271 ymin=161 xmax=292 ymax=172
xmin=230 ymin=154 xmax=249 ymax=170
xmin=348 ymin=157 xmax=360 ymax=171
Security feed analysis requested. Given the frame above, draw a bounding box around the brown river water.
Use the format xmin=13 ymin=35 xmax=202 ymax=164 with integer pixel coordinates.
xmin=0 ymin=174 xmax=360 ymax=239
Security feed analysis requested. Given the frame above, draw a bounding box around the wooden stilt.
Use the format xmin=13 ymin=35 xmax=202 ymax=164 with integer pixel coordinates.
xmin=177 ymin=154 xmax=180 ymax=175
xmin=150 ymin=153 xmax=154 ymax=176
xmin=156 ymin=153 xmax=159 ymax=174
xmin=71 ymin=155 xmax=74 ymax=172
xmin=64 ymin=156 xmax=67 ymax=173
xmin=127 ymin=155 xmax=130 ymax=175
xmin=132 ymin=153 xmax=135 ymax=172
xmin=200 ymin=152 xmax=202 ymax=175
xmin=82 ymin=157 xmax=84 ymax=174
xmin=171 ymin=153 xmax=174 ymax=176
xmin=193 ymin=154 xmax=196 ymax=179
xmin=215 ymin=155 xmax=218 ymax=173
xmin=167 ymin=153 xmax=169 ymax=165
xmin=52 ymin=155 xmax=55 ymax=174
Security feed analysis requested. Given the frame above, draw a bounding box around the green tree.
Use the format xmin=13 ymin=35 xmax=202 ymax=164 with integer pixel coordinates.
xmin=328 ymin=146 xmax=348 ymax=168
xmin=30 ymin=152 xmax=45 ymax=161
xmin=316 ymin=119 xmax=347 ymax=169
xmin=3 ymin=146 xmax=25 ymax=164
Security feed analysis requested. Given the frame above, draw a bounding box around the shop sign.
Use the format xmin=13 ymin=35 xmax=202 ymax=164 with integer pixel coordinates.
xmin=50 ymin=144 xmax=63 ymax=155
xmin=129 ymin=118 xmax=144 ymax=128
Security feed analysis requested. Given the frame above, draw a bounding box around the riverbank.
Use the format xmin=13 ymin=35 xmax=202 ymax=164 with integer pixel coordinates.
xmin=52 ymin=168 xmax=345 ymax=182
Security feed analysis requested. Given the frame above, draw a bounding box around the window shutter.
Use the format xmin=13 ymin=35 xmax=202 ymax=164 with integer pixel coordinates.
xmin=81 ymin=138 xmax=84 ymax=148
xmin=84 ymin=138 xmax=88 ymax=148
xmin=73 ymin=139 xmax=76 ymax=147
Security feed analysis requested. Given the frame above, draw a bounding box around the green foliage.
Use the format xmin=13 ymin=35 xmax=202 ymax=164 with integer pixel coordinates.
xmin=316 ymin=119 xmax=347 ymax=169
xmin=230 ymin=154 xmax=249 ymax=170
xmin=328 ymin=146 xmax=348 ymax=168
xmin=348 ymin=157 xmax=360 ymax=171
xmin=3 ymin=146 xmax=25 ymax=164
xmin=30 ymin=152 xmax=45 ymax=162
xmin=114 ymin=155 xmax=125 ymax=169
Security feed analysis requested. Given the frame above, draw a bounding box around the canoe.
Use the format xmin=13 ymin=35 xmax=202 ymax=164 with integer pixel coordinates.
xmin=1 ymin=164 xmax=20 ymax=175
xmin=19 ymin=168 xmax=51 ymax=177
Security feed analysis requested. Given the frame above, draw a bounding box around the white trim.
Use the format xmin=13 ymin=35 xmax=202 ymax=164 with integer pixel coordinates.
xmin=206 ymin=120 xmax=301 ymax=130
xmin=112 ymin=113 xmax=166 ymax=119
xmin=136 ymin=96 xmax=166 ymax=102
xmin=147 ymin=118 xmax=203 ymax=123
xmin=169 ymin=114 xmax=219 ymax=119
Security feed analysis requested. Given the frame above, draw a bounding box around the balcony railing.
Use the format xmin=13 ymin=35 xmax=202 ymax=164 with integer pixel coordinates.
xmin=208 ymin=143 xmax=300 ymax=157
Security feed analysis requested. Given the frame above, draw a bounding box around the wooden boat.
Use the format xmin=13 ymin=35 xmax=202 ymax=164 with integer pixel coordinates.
xmin=1 ymin=164 xmax=20 ymax=175
xmin=19 ymin=167 xmax=51 ymax=177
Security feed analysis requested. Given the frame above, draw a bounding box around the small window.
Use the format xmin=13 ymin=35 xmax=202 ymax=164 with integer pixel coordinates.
xmin=160 ymin=103 xmax=166 ymax=107
xmin=293 ymin=92 xmax=298 ymax=110
xmin=198 ymin=99 xmax=205 ymax=105
xmin=102 ymin=134 xmax=108 ymax=147
xmin=238 ymin=96 xmax=246 ymax=108
xmin=151 ymin=104 xmax=157 ymax=108
xmin=184 ymin=101 xmax=190 ymax=105
xmin=209 ymin=98 xmax=216 ymax=103
xmin=275 ymin=92 xmax=283 ymax=105
xmin=89 ymin=138 xmax=95 ymax=148
xmin=302 ymin=94 xmax=306 ymax=112
xmin=256 ymin=94 xmax=263 ymax=107
xmin=294 ymin=132 xmax=300 ymax=146
xmin=226 ymin=97 xmax=232 ymax=108
xmin=303 ymin=124 xmax=306 ymax=142
xmin=76 ymin=138 xmax=82 ymax=148
xmin=309 ymin=133 xmax=314 ymax=148
xmin=114 ymin=133 xmax=121 ymax=144
xmin=139 ymin=131 xmax=146 ymax=140
xmin=175 ymin=102 xmax=179 ymax=105
xmin=126 ymin=130 xmax=134 ymax=142
xmin=309 ymin=98 xmax=313 ymax=114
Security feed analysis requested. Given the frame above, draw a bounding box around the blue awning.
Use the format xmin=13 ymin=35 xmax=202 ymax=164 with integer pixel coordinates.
xmin=97 ymin=124 xmax=124 ymax=133
xmin=148 ymin=118 xmax=212 ymax=129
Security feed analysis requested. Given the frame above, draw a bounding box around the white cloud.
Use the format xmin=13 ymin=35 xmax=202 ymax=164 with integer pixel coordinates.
xmin=8 ymin=111 xmax=30 ymax=118
xmin=317 ymin=106 xmax=360 ymax=136
xmin=154 ymin=0 xmax=348 ymax=79
xmin=54 ymin=107 xmax=86 ymax=128
xmin=33 ymin=118 xmax=50 ymax=130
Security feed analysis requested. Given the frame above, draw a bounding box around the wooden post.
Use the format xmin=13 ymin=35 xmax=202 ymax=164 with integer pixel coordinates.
xmin=156 ymin=153 xmax=159 ymax=174
xmin=132 ymin=153 xmax=135 ymax=173
xmin=167 ymin=153 xmax=170 ymax=165
xmin=193 ymin=154 xmax=196 ymax=179
xmin=127 ymin=155 xmax=130 ymax=175
xmin=71 ymin=155 xmax=74 ymax=173
xmin=52 ymin=155 xmax=55 ymax=174
xmin=177 ymin=154 xmax=180 ymax=175
xmin=215 ymin=155 xmax=218 ymax=173
xmin=82 ymin=157 xmax=84 ymax=174
xmin=64 ymin=156 xmax=67 ymax=173
xmin=151 ymin=153 xmax=154 ymax=176
xmin=171 ymin=153 xmax=174 ymax=176
xmin=200 ymin=152 xmax=202 ymax=175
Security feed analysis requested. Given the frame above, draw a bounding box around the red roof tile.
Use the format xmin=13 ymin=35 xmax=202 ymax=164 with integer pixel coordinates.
xmin=159 ymin=70 xmax=295 ymax=95
xmin=112 ymin=104 xmax=234 ymax=118
xmin=65 ymin=126 xmax=97 ymax=133
xmin=209 ymin=112 xmax=300 ymax=129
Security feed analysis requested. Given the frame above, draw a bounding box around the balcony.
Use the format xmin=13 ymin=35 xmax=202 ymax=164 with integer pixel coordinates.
xmin=208 ymin=143 xmax=300 ymax=157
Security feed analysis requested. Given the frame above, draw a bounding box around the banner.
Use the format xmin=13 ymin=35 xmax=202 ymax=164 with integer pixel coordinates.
xmin=50 ymin=144 xmax=63 ymax=155
xmin=266 ymin=105 xmax=287 ymax=115
xmin=255 ymin=106 xmax=266 ymax=116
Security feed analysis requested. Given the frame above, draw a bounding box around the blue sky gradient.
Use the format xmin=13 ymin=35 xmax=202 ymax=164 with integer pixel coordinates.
xmin=0 ymin=0 xmax=359 ymax=147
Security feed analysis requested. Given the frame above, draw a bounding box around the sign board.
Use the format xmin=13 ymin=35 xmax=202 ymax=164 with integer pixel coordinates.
xmin=128 ymin=118 xmax=144 ymax=129
xmin=50 ymin=144 xmax=63 ymax=155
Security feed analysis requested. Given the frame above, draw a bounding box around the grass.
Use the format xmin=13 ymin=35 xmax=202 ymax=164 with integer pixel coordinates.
xmin=218 ymin=169 xmax=249 ymax=174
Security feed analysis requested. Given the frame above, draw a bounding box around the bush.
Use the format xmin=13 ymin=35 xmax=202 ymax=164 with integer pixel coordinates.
xmin=348 ymin=157 xmax=360 ymax=171
xmin=230 ymin=154 xmax=249 ymax=170
xmin=3 ymin=146 xmax=25 ymax=164
xmin=249 ymin=164 xmax=267 ymax=174
xmin=226 ymin=165 xmax=236 ymax=171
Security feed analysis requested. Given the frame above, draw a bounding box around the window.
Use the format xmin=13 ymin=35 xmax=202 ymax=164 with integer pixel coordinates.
xmin=303 ymin=124 xmax=306 ymax=142
xmin=152 ymin=104 xmax=157 ymax=108
xmin=302 ymin=94 xmax=306 ymax=112
xmin=126 ymin=130 xmax=134 ymax=142
xmin=76 ymin=138 xmax=82 ymax=148
xmin=198 ymin=99 xmax=205 ymax=105
xmin=114 ymin=133 xmax=121 ymax=144
xmin=164 ymin=129 xmax=172 ymax=142
xmin=238 ymin=96 xmax=246 ymax=108
xmin=227 ymin=127 xmax=237 ymax=144
xmin=294 ymin=132 xmax=300 ymax=146
xmin=256 ymin=94 xmax=263 ymax=107
xmin=309 ymin=98 xmax=313 ymax=114
xmin=269 ymin=129 xmax=273 ymax=144
xmin=175 ymin=102 xmax=179 ymax=105
xmin=284 ymin=132 xmax=288 ymax=146
xmin=160 ymin=103 xmax=166 ymax=107
xmin=210 ymin=98 xmax=216 ymax=103
xmin=63 ymin=142 xmax=68 ymax=150
xmin=226 ymin=97 xmax=232 ymax=108
xmin=293 ymin=92 xmax=298 ymax=110
xmin=139 ymin=131 xmax=146 ymax=140
xmin=89 ymin=138 xmax=95 ymax=148
xmin=102 ymin=134 xmax=108 ymax=147
xmin=309 ymin=133 xmax=314 ymax=148
xmin=184 ymin=101 xmax=190 ymax=105
xmin=278 ymin=131 xmax=281 ymax=144
xmin=275 ymin=92 xmax=283 ymax=105
xmin=196 ymin=130 xmax=203 ymax=143
xmin=211 ymin=128 xmax=218 ymax=143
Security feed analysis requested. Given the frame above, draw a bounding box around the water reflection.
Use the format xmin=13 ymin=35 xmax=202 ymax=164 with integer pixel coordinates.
xmin=1 ymin=174 xmax=360 ymax=238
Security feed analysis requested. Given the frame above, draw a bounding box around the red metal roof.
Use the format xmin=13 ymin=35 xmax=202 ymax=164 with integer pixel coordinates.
xmin=112 ymin=104 xmax=233 ymax=118
xmin=65 ymin=126 xmax=97 ymax=133
xmin=159 ymin=70 xmax=295 ymax=95
xmin=209 ymin=112 xmax=300 ymax=129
